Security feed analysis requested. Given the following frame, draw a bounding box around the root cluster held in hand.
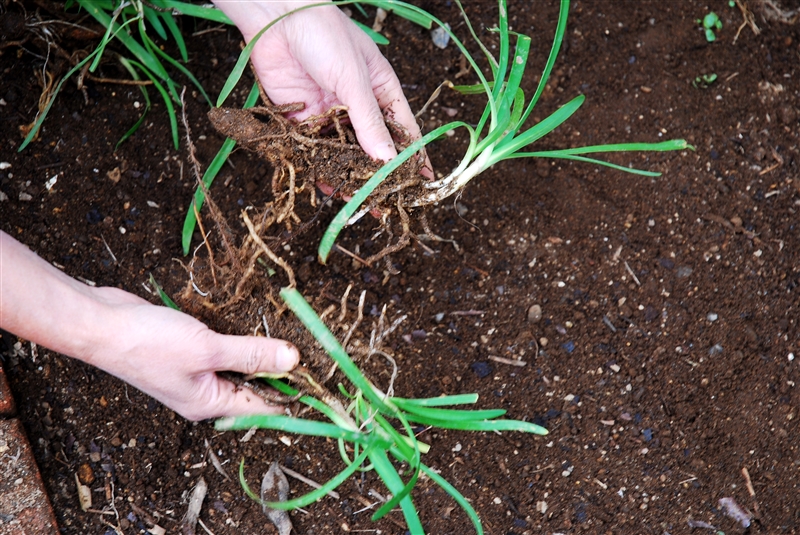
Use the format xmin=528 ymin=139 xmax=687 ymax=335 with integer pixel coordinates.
xmin=207 ymin=97 xmax=431 ymax=268
xmin=179 ymin=99 xmax=418 ymax=404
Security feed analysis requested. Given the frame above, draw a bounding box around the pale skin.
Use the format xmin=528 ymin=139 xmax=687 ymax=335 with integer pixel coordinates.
xmin=0 ymin=1 xmax=420 ymax=421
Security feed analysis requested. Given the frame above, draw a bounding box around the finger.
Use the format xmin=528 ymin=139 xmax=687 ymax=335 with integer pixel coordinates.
xmin=206 ymin=333 xmax=300 ymax=376
xmin=212 ymin=375 xmax=286 ymax=418
xmin=338 ymin=78 xmax=398 ymax=162
xmin=361 ymin=44 xmax=434 ymax=179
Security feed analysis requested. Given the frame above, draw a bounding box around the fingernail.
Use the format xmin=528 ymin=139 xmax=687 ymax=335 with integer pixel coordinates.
xmin=276 ymin=344 xmax=299 ymax=371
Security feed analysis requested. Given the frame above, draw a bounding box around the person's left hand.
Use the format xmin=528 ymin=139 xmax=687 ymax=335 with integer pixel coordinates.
xmin=82 ymin=286 xmax=300 ymax=420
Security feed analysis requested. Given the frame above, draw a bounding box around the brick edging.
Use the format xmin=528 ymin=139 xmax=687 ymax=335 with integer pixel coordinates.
xmin=0 ymin=360 xmax=60 ymax=534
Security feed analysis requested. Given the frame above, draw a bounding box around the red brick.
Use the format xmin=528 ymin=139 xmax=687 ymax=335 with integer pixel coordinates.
xmin=0 ymin=419 xmax=59 ymax=534
xmin=0 ymin=363 xmax=14 ymax=417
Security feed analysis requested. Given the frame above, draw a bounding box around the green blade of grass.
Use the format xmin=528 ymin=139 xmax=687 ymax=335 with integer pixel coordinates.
xmin=419 ymin=463 xmax=483 ymax=534
xmin=77 ymin=1 xmax=171 ymax=81
xmin=489 ymin=93 xmax=585 ymax=165
xmin=280 ymin=287 xmax=396 ymax=414
xmin=509 ymin=139 xmax=693 ymax=177
xmin=391 ymin=400 xmax=506 ymax=422
xmin=138 ymin=18 xmax=181 ymax=104
xmin=239 ymin=445 xmax=373 ymax=510
xmin=160 ymin=9 xmax=189 ymax=62
xmin=317 ymin=121 xmax=467 ymax=263
xmin=509 ymin=152 xmax=659 ymax=177
xmin=397 ymin=414 xmax=548 ymax=435
xmin=126 ymin=59 xmax=179 ymax=149
xmin=351 ymin=19 xmax=389 ymax=45
xmin=518 ymin=0 xmax=570 ymax=126
xmin=368 ymin=448 xmax=424 ymax=532
xmin=140 ymin=26 xmax=212 ymax=105
xmin=143 ymin=5 xmax=168 ymax=41
xmin=377 ymin=2 xmax=433 ymax=28
xmin=392 ymin=393 xmax=479 ymax=407
xmin=115 ymin=57 xmax=152 ymax=149
xmin=181 ymin=83 xmax=260 ymax=255
xmin=148 ymin=274 xmax=180 ymax=310
xmin=216 ymin=414 xmax=383 ymax=445
xmin=161 ymin=0 xmax=234 ymax=24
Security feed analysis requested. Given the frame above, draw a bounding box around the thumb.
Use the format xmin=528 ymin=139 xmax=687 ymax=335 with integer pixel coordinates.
xmin=209 ymin=334 xmax=300 ymax=376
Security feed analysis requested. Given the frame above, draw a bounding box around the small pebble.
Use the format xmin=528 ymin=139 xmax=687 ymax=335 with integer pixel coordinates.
xmin=470 ymin=362 xmax=492 ymax=378
xmin=19 ymin=192 xmax=32 ymax=202
xmin=707 ymin=312 xmax=718 ymax=321
xmin=0 ymin=162 xmax=10 ymax=170
xmin=431 ymin=23 xmax=451 ymax=49
xmin=78 ymin=463 xmax=95 ymax=485
xmin=709 ymin=344 xmax=723 ymax=356
xmin=527 ymin=304 xmax=542 ymax=323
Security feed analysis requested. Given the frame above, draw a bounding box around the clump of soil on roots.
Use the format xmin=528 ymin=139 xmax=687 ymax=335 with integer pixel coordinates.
xmin=207 ymin=97 xmax=432 ymax=268
xmin=181 ymin=98 xmax=422 ymax=405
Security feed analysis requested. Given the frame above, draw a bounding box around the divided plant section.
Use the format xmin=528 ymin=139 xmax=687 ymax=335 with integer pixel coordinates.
xmin=180 ymin=1 xmax=692 ymax=533
xmin=30 ymin=0 xmax=690 ymax=532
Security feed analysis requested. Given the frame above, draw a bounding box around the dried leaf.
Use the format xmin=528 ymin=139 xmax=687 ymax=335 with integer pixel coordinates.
xmin=181 ymin=477 xmax=208 ymax=535
xmin=261 ymin=461 xmax=292 ymax=535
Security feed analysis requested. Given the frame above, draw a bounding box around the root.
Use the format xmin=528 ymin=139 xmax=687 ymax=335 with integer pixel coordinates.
xmin=365 ymin=195 xmax=412 ymax=267
xmin=242 ymin=210 xmax=296 ymax=288
xmin=758 ymin=0 xmax=799 ymax=22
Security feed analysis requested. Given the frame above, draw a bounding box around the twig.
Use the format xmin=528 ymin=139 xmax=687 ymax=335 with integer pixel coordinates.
xmin=197 ymin=519 xmax=217 ymax=535
xmin=488 ymin=355 xmax=527 ymax=367
xmin=334 ymin=244 xmax=371 ymax=267
xmin=98 ymin=234 xmax=116 ymax=263
xmin=278 ymin=464 xmax=340 ymax=499
xmin=624 ymin=260 xmax=641 ymax=286
xmin=741 ymin=466 xmax=762 ymax=519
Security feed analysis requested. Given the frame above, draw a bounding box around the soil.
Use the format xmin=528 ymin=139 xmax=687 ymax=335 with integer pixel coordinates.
xmin=2 ymin=1 xmax=800 ymax=534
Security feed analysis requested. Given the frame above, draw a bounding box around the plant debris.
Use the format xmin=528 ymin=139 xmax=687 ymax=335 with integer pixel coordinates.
xmin=261 ymin=461 xmax=292 ymax=535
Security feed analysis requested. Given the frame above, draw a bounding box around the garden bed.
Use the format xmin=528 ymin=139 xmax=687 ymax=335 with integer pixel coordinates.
xmin=2 ymin=1 xmax=799 ymax=533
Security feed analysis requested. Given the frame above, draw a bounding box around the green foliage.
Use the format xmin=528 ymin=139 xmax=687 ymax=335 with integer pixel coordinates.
xmin=692 ymin=73 xmax=718 ymax=88
xmin=216 ymin=287 xmax=547 ymax=534
xmin=698 ymin=12 xmax=723 ymax=42
xmin=21 ymin=0 xmax=226 ymax=151
xmin=315 ymin=0 xmax=692 ymax=263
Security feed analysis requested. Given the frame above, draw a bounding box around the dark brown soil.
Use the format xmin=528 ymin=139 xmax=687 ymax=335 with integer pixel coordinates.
xmin=2 ymin=1 xmax=800 ymax=534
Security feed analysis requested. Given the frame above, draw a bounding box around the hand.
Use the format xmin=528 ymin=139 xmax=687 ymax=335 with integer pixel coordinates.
xmin=83 ymin=287 xmax=300 ymax=420
xmin=0 ymin=231 xmax=299 ymax=421
xmin=213 ymin=0 xmax=423 ymax=163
